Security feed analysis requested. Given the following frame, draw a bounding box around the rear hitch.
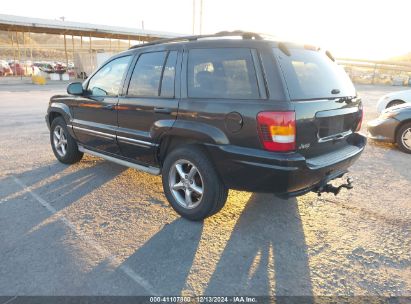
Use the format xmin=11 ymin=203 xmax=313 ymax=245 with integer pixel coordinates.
xmin=316 ymin=177 xmax=354 ymax=196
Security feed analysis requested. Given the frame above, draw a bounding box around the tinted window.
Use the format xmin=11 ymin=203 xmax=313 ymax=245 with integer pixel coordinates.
xmin=273 ymin=48 xmax=356 ymax=100
xmin=160 ymin=51 xmax=177 ymax=97
xmin=87 ymin=56 xmax=131 ymax=96
xmin=188 ymin=48 xmax=260 ymax=99
xmin=128 ymin=52 xmax=167 ymax=97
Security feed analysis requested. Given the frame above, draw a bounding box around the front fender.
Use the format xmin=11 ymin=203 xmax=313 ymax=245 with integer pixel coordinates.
xmin=48 ymin=102 xmax=72 ymax=122
xmin=377 ymin=96 xmax=390 ymax=114
xmin=46 ymin=101 xmax=75 ymax=137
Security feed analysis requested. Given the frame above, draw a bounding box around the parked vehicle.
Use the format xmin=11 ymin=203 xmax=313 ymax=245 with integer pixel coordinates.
xmin=53 ymin=62 xmax=67 ymax=74
xmin=67 ymin=69 xmax=76 ymax=78
xmin=33 ymin=62 xmax=54 ymax=73
xmin=30 ymin=65 xmax=41 ymax=76
xmin=45 ymin=31 xmax=366 ymax=220
xmin=8 ymin=62 xmax=25 ymax=76
xmin=0 ymin=60 xmax=13 ymax=76
xmin=368 ymin=103 xmax=411 ymax=153
xmin=376 ymin=89 xmax=411 ymax=114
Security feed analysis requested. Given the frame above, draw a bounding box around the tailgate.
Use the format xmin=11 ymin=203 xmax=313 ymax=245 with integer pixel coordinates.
xmin=294 ymin=98 xmax=362 ymax=158
xmin=272 ymin=45 xmax=362 ymax=158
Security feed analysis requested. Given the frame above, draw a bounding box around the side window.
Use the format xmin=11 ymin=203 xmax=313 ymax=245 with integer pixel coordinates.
xmin=188 ymin=48 xmax=260 ymax=99
xmin=87 ymin=56 xmax=131 ymax=97
xmin=160 ymin=51 xmax=177 ymax=97
xmin=127 ymin=51 xmax=167 ymax=97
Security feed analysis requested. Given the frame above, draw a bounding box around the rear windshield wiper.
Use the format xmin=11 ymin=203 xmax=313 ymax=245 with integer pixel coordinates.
xmin=330 ymin=89 xmax=355 ymax=104
xmin=336 ymin=96 xmax=356 ymax=104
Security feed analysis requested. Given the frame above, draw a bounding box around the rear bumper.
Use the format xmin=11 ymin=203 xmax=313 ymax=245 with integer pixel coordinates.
xmin=367 ymin=117 xmax=399 ymax=143
xmin=207 ymin=133 xmax=366 ymax=195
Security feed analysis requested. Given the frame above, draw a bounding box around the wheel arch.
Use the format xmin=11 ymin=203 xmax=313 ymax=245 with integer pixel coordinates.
xmin=156 ymin=134 xmax=229 ymax=182
xmin=48 ymin=103 xmax=75 ymax=138
xmin=387 ymin=99 xmax=405 ymax=108
xmin=47 ymin=102 xmax=72 ymax=125
xmin=157 ymin=135 xmax=212 ymax=167
xmin=48 ymin=111 xmax=63 ymax=126
xmin=155 ymin=120 xmax=229 ymax=165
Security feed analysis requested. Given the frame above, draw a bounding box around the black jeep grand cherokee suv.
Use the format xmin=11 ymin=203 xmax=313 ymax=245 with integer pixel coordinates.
xmin=46 ymin=31 xmax=366 ymax=220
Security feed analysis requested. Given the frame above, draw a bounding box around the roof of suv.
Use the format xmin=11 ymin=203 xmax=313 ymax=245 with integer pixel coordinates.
xmin=129 ymin=31 xmax=263 ymax=48
xmin=121 ymin=30 xmax=323 ymax=59
xmin=126 ymin=30 xmax=291 ymax=51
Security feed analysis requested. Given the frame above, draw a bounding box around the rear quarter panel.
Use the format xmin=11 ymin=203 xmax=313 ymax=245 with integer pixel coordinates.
xmin=175 ymin=43 xmax=291 ymax=150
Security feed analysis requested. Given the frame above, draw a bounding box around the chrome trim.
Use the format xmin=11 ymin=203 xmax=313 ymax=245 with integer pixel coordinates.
xmin=78 ymin=146 xmax=160 ymax=175
xmin=315 ymin=107 xmax=359 ymax=118
xmin=73 ymin=126 xmax=115 ymax=139
xmin=117 ymin=136 xmax=157 ymax=148
xmin=318 ymin=130 xmax=352 ymax=143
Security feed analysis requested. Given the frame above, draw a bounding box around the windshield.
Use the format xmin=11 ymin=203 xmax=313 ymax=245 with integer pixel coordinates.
xmin=273 ymin=48 xmax=356 ymax=100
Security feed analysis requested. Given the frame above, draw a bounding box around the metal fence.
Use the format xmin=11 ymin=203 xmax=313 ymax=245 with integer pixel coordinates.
xmin=0 ymin=30 xmax=144 ymax=79
xmin=1 ymin=30 xmax=411 ymax=86
xmin=338 ymin=58 xmax=411 ymax=86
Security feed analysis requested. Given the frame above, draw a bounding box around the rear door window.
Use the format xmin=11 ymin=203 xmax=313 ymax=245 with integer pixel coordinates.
xmin=127 ymin=51 xmax=167 ymax=97
xmin=127 ymin=51 xmax=178 ymax=98
xmin=160 ymin=51 xmax=177 ymax=97
xmin=273 ymin=48 xmax=355 ymax=100
xmin=187 ymin=48 xmax=260 ymax=99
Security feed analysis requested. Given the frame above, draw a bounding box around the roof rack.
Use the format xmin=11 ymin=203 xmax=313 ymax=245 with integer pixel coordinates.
xmin=129 ymin=30 xmax=263 ymax=49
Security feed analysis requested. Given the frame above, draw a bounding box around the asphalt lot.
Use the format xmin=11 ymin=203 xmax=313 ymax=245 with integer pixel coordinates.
xmin=0 ymin=82 xmax=410 ymax=297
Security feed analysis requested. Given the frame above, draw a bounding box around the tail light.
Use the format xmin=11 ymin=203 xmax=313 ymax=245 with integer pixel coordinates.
xmin=356 ymin=108 xmax=364 ymax=132
xmin=257 ymin=111 xmax=296 ymax=152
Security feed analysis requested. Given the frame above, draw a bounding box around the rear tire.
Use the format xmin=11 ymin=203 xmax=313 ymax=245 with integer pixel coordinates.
xmin=396 ymin=122 xmax=411 ymax=154
xmin=162 ymin=146 xmax=228 ymax=221
xmin=50 ymin=117 xmax=83 ymax=164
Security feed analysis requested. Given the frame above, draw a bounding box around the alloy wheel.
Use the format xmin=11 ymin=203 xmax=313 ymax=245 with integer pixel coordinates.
xmin=401 ymin=128 xmax=411 ymax=150
xmin=169 ymin=160 xmax=204 ymax=209
xmin=53 ymin=125 xmax=68 ymax=157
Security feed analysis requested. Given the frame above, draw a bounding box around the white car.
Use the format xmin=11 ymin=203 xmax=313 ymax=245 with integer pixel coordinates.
xmin=376 ymin=89 xmax=411 ymax=114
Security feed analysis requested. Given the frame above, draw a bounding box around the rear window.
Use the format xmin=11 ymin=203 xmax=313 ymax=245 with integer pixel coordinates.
xmin=273 ymin=48 xmax=355 ymax=100
xmin=188 ymin=48 xmax=260 ymax=99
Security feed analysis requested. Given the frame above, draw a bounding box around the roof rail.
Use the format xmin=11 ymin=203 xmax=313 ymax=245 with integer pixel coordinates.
xmin=129 ymin=30 xmax=263 ymax=49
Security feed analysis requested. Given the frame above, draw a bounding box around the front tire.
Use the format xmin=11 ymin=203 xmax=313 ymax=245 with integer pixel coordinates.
xmin=396 ymin=122 xmax=411 ymax=154
xmin=162 ymin=146 xmax=228 ymax=221
xmin=50 ymin=117 xmax=83 ymax=164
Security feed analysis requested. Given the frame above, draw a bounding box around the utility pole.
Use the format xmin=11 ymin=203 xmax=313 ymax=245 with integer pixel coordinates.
xmin=199 ymin=0 xmax=203 ymax=34
xmin=63 ymin=34 xmax=68 ymax=71
xmin=16 ymin=32 xmax=21 ymax=79
xmin=71 ymin=35 xmax=75 ymax=65
xmin=141 ymin=21 xmax=145 ymax=43
xmin=192 ymin=0 xmax=196 ymax=34
xmin=29 ymin=32 xmax=33 ymax=64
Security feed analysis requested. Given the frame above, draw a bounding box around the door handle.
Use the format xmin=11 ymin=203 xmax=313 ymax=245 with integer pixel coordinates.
xmin=103 ymin=104 xmax=115 ymax=110
xmin=154 ymin=107 xmax=172 ymax=114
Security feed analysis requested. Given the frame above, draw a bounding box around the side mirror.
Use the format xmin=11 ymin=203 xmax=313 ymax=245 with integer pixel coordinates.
xmin=67 ymin=82 xmax=84 ymax=95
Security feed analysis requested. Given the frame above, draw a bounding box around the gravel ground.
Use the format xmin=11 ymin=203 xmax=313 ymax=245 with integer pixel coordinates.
xmin=0 ymin=83 xmax=410 ymax=296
